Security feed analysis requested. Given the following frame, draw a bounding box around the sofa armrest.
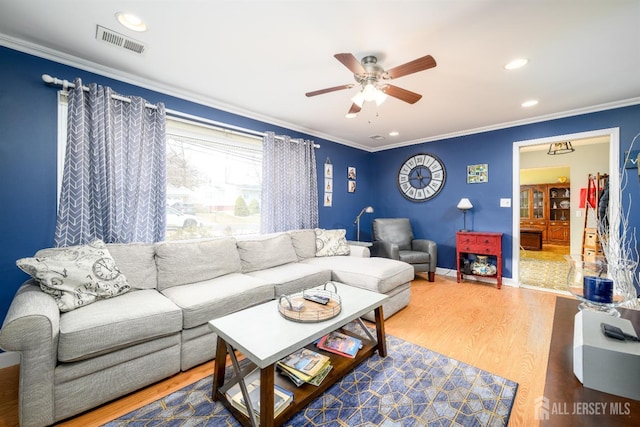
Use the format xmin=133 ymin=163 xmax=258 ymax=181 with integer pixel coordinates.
xmin=0 ymin=280 xmax=59 ymax=426
xmin=412 ymin=239 xmax=437 ymax=271
xmin=347 ymin=244 xmax=370 ymax=258
xmin=371 ymin=241 xmax=400 ymax=260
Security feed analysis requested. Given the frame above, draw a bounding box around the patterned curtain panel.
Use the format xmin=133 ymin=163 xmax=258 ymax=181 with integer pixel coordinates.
xmin=261 ymin=132 xmax=319 ymax=233
xmin=55 ymin=78 xmax=167 ymax=246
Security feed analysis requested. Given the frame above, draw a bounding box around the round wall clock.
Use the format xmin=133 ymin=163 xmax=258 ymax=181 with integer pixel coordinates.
xmin=397 ymin=153 xmax=446 ymax=202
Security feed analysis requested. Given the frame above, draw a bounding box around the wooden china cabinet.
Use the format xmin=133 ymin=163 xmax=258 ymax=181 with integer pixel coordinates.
xmin=519 ymin=183 xmax=570 ymax=246
xmin=519 ymin=185 xmax=547 ymax=242
xmin=547 ymin=184 xmax=570 ymax=245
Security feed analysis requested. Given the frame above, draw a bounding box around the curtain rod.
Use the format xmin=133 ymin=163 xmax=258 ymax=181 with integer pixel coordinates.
xmin=41 ymin=74 xmax=320 ymax=148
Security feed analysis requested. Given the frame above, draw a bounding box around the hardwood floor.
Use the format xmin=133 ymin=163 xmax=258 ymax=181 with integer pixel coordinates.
xmin=0 ymin=274 xmax=560 ymax=426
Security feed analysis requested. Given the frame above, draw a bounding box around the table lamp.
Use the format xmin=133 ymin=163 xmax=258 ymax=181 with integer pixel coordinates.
xmin=457 ymin=198 xmax=473 ymax=231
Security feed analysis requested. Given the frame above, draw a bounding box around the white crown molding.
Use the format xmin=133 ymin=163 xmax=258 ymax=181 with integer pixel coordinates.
xmin=2 ymin=33 xmax=639 ymax=154
xmin=0 ymin=34 xmax=368 ymax=150
xmin=372 ymin=98 xmax=640 ymax=152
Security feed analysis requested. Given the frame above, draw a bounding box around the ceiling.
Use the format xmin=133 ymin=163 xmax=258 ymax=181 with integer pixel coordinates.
xmin=1 ymin=0 xmax=639 ymax=152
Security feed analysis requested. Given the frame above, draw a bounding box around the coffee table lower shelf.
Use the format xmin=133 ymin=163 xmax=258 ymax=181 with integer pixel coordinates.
xmin=212 ymin=320 xmax=386 ymax=427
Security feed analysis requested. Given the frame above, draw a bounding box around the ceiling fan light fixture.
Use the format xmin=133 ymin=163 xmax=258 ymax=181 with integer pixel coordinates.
xmin=362 ymin=83 xmax=377 ymax=102
xmin=351 ymin=91 xmax=365 ymax=108
xmin=374 ymin=89 xmax=388 ymax=106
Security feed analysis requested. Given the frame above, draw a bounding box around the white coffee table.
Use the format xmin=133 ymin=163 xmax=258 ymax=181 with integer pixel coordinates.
xmin=208 ymin=281 xmax=388 ymax=427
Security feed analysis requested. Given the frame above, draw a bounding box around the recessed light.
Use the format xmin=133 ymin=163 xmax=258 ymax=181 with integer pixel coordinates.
xmin=345 ymin=113 xmax=357 ymax=119
xmin=504 ymin=58 xmax=528 ymax=70
xmin=116 ymin=12 xmax=147 ymax=32
xmin=389 ymin=131 xmax=399 ymax=137
xmin=521 ymin=99 xmax=539 ymax=107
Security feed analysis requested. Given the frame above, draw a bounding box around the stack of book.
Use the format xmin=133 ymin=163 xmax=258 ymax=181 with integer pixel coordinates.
xmin=277 ymin=347 xmax=332 ymax=386
xmin=316 ymin=330 xmax=362 ymax=358
xmin=225 ymin=369 xmax=293 ymax=421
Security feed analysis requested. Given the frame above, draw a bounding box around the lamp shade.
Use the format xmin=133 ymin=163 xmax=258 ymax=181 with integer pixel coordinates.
xmin=457 ymin=198 xmax=473 ymax=210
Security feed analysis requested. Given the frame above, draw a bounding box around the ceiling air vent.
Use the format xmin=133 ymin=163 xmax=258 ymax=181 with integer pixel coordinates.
xmin=369 ymin=135 xmax=386 ymax=141
xmin=96 ymin=25 xmax=145 ymax=54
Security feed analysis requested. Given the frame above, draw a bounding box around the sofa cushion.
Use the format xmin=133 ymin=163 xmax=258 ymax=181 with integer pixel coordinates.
xmin=315 ymin=229 xmax=350 ymax=257
xmin=236 ymin=233 xmax=298 ymax=273
xmin=161 ymin=273 xmax=274 ymax=329
xmin=16 ymin=240 xmax=131 ymax=312
xmin=288 ymin=229 xmax=317 ymax=260
xmin=155 ymin=238 xmax=241 ymax=291
xmin=107 ymin=243 xmax=157 ymax=290
xmin=247 ymin=262 xmax=332 ymax=297
xmin=302 ymin=256 xmax=413 ymax=294
xmin=57 ymin=289 xmax=182 ymax=362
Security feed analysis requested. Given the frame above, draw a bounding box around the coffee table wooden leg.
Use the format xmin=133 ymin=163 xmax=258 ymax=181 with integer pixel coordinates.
xmin=260 ymin=364 xmax=275 ymax=427
xmin=374 ymin=306 xmax=387 ymax=357
xmin=211 ymin=336 xmax=228 ymax=401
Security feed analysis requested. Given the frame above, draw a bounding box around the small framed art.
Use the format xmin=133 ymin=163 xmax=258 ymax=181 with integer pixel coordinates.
xmin=467 ymin=164 xmax=488 ymax=184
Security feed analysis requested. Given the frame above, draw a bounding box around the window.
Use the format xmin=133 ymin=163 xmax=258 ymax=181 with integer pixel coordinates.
xmin=57 ymin=92 xmax=263 ymax=240
xmin=165 ymin=117 xmax=263 ymax=240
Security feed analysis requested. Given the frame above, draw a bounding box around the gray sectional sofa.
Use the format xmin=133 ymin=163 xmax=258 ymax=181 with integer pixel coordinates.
xmin=0 ymin=228 xmax=413 ymax=427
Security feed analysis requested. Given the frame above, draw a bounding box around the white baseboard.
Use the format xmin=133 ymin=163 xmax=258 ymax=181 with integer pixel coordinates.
xmin=0 ymin=351 xmax=20 ymax=368
xmin=435 ymin=267 xmax=518 ymax=288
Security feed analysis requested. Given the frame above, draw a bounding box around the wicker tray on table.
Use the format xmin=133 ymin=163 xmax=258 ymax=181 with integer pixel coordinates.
xmin=278 ymin=281 xmax=342 ymax=323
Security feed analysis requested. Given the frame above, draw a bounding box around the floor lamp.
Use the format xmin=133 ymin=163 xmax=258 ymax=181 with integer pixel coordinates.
xmin=354 ymin=206 xmax=374 ymax=241
xmin=457 ymin=198 xmax=473 ymax=231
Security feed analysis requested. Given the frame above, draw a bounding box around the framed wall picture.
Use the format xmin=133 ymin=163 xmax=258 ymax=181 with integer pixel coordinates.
xmin=348 ymin=166 xmax=356 ymax=179
xmin=467 ymin=163 xmax=488 ymax=184
xmin=324 ymin=158 xmax=333 ymax=207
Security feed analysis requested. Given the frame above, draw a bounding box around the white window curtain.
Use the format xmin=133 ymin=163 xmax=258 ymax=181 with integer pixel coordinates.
xmin=54 ymin=78 xmax=167 ymax=246
xmin=260 ymin=132 xmax=318 ymax=233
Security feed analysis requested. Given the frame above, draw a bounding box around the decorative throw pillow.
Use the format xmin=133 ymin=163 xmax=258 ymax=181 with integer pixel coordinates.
xmin=16 ymin=240 xmax=131 ymax=312
xmin=315 ymin=228 xmax=350 ymax=257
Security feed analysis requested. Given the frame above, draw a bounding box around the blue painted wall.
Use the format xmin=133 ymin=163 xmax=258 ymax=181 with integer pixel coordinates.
xmin=0 ymin=46 xmax=370 ymax=324
xmin=1 ymin=45 xmax=639 ymax=326
xmin=371 ymin=106 xmax=640 ymax=279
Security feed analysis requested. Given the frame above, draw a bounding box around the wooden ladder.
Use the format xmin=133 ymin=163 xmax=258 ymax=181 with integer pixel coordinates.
xmin=580 ymin=173 xmax=608 ymax=262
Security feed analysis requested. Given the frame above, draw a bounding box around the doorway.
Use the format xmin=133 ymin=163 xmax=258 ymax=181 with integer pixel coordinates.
xmin=512 ymin=128 xmax=619 ymax=292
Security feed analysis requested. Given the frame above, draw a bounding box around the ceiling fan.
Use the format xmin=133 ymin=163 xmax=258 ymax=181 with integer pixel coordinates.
xmin=305 ymin=53 xmax=437 ymax=116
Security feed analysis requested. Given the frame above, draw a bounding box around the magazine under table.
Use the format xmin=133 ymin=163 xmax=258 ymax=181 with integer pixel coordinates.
xmin=209 ymin=283 xmax=388 ymax=427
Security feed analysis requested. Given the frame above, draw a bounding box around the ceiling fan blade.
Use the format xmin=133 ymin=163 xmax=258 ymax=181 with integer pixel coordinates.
xmin=305 ymin=84 xmax=355 ymax=97
xmin=385 ymin=55 xmax=437 ymax=79
xmin=334 ymin=53 xmax=366 ymax=74
xmin=347 ymin=103 xmax=361 ymax=115
xmin=380 ymin=84 xmax=423 ymax=104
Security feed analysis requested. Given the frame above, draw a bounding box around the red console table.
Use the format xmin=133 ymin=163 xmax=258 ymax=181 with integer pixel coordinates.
xmin=456 ymin=231 xmax=503 ymax=289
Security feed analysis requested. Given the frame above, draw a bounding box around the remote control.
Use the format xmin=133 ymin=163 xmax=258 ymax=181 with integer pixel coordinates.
xmin=303 ymin=294 xmax=330 ymax=305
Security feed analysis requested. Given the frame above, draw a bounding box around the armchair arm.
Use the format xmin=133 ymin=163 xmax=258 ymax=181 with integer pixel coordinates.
xmin=412 ymin=239 xmax=437 ymax=271
xmin=0 ymin=280 xmax=59 ymax=427
xmin=371 ymin=241 xmax=400 ymax=260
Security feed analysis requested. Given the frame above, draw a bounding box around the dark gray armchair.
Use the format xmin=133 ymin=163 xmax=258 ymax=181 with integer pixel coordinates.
xmin=371 ymin=218 xmax=437 ymax=281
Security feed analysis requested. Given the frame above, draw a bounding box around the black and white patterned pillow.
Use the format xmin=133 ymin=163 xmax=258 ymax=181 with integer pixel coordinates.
xmin=16 ymin=239 xmax=131 ymax=312
xmin=315 ymin=229 xmax=350 ymax=257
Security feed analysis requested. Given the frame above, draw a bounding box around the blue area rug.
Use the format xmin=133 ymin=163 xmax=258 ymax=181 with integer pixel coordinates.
xmin=105 ymin=335 xmax=517 ymax=426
